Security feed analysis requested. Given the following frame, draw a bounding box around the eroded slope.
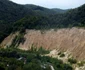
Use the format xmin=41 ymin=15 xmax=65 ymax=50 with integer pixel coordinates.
xmin=1 ymin=27 xmax=85 ymax=60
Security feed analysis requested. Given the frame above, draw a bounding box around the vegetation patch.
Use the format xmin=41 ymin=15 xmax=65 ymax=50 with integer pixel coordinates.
xmin=10 ymin=32 xmax=25 ymax=48
xmin=68 ymin=58 xmax=77 ymax=64
xmin=0 ymin=47 xmax=73 ymax=70
xmin=58 ymin=52 xmax=65 ymax=57
xmin=77 ymin=61 xmax=85 ymax=67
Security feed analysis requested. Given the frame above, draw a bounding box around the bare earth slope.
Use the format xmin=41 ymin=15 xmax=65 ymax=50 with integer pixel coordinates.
xmin=1 ymin=27 xmax=85 ymax=60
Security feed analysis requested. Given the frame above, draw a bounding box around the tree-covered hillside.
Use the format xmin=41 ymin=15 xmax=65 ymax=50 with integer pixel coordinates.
xmin=24 ymin=4 xmax=58 ymax=15
xmin=0 ymin=0 xmax=56 ymax=23
xmin=0 ymin=0 xmax=56 ymax=42
xmin=0 ymin=0 xmax=31 ymax=42
xmin=0 ymin=0 xmax=85 ymax=43
xmin=13 ymin=4 xmax=85 ymax=32
xmin=51 ymin=8 xmax=68 ymax=13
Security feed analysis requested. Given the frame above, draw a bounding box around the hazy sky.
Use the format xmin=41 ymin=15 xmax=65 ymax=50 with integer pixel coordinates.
xmin=10 ymin=0 xmax=85 ymax=9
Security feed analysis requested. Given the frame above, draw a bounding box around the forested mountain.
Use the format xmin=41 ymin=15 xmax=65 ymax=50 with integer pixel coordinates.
xmin=51 ymin=8 xmax=68 ymax=13
xmin=0 ymin=0 xmax=32 ymax=42
xmin=0 ymin=0 xmax=31 ymax=22
xmin=13 ymin=4 xmax=85 ymax=32
xmin=0 ymin=0 xmax=85 ymax=43
xmin=0 ymin=0 xmax=56 ymax=42
xmin=0 ymin=0 xmax=56 ymax=23
xmin=24 ymin=4 xmax=58 ymax=15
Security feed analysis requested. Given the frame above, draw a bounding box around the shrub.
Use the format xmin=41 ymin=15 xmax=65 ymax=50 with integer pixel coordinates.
xmin=60 ymin=53 xmax=65 ymax=57
xmin=58 ymin=52 xmax=65 ymax=57
xmin=68 ymin=58 xmax=77 ymax=64
xmin=77 ymin=61 xmax=85 ymax=67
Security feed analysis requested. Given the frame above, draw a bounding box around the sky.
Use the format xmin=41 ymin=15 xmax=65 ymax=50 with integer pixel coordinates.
xmin=10 ymin=0 xmax=85 ymax=9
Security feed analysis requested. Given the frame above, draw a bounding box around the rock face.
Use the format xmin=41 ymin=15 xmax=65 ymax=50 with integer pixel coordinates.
xmin=1 ymin=27 xmax=85 ymax=60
